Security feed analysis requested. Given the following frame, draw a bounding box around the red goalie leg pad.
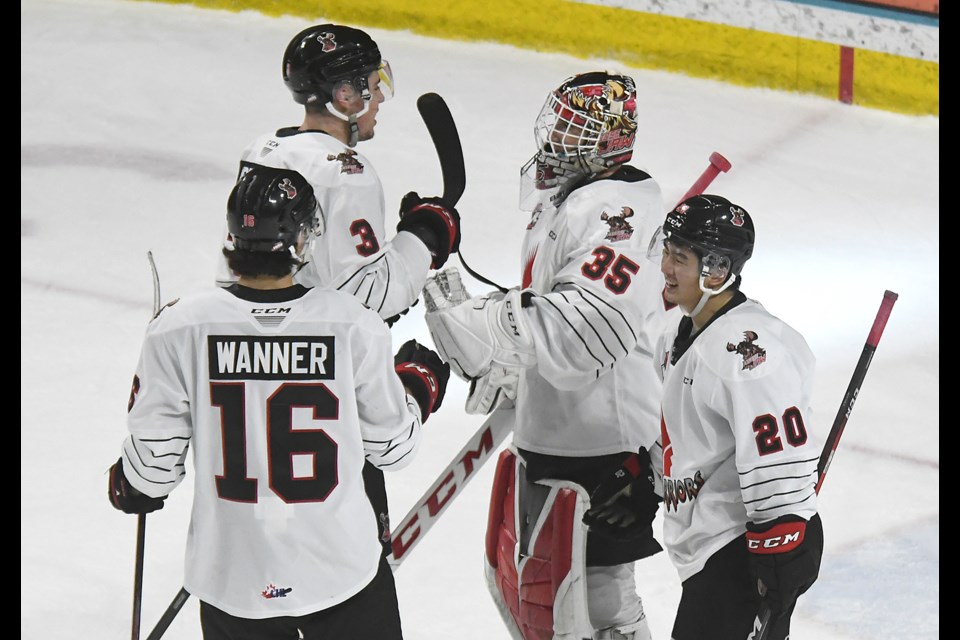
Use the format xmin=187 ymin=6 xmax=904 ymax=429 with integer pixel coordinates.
xmin=517 ymin=488 xmax=578 ymax=640
xmin=486 ymin=449 xmax=522 ymax=630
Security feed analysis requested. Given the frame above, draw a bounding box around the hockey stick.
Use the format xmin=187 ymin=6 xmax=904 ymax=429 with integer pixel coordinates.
xmin=416 ymin=92 xmax=509 ymax=294
xmin=749 ymin=289 xmax=899 ymax=640
xmin=387 ymin=399 xmax=517 ymax=568
xmin=145 ymin=587 xmax=190 ymax=640
xmin=386 ymin=152 xmax=732 ymax=570
xmin=417 ymin=93 xmax=466 ymax=207
xmin=678 ymin=151 xmax=731 ymax=203
xmin=130 ymin=251 xmax=162 ymax=640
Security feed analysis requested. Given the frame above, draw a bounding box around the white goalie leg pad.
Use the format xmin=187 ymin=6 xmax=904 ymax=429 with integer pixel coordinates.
xmin=465 ymin=365 xmax=520 ymax=415
xmin=425 ymin=288 xmax=536 ymax=380
xmin=588 ymin=564 xmax=651 ymax=640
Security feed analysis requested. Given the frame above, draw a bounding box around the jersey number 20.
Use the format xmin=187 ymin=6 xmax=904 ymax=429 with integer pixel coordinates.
xmin=753 ymin=406 xmax=808 ymax=456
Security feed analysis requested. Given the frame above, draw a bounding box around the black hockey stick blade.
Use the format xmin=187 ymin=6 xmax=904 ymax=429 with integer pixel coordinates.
xmin=146 ymin=587 xmax=190 ymax=640
xmin=416 ymin=93 xmax=466 ymax=206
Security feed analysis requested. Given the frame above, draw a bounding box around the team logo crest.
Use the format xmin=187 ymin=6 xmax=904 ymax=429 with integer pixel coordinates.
xmin=327 ymin=149 xmax=364 ymax=174
xmin=261 ymin=583 xmax=293 ymax=599
xmin=726 ymin=331 xmax=767 ymax=370
xmin=278 ymin=177 xmax=297 ymax=199
xmin=730 ymin=206 xmax=746 ymax=227
xmin=317 ymin=32 xmax=337 ymax=52
xmin=601 ymin=206 xmax=635 ymax=241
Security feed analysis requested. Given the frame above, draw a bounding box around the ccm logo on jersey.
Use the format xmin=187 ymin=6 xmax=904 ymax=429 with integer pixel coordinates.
xmin=252 ymin=307 xmax=291 ymax=314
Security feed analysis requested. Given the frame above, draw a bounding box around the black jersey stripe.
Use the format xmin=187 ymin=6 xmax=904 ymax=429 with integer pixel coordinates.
xmin=538 ymin=295 xmax=605 ymax=368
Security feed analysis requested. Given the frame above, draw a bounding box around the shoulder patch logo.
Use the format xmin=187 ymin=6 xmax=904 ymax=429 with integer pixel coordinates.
xmin=726 ymin=331 xmax=767 ymax=370
xmin=327 ymin=149 xmax=364 ymax=174
xmin=601 ymin=206 xmax=634 ymax=241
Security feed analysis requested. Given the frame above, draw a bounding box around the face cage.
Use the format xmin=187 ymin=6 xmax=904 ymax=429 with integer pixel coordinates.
xmin=534 ymin=91 xmax=605 ymax=160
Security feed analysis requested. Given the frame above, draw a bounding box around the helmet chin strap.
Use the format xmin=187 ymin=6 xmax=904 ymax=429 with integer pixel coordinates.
xmin=684 ymin=272 xmax=738 ymax=318
xmin=325 ymin=100 xmax=370 ymax=148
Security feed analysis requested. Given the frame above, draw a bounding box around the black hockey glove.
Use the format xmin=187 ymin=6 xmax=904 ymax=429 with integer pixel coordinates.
xmin=385 ymin=298 xmax=419 ymax=328
xmin=746 ymin=513 xmax=823 ymax=616
xmin=582 ymin=448 xmax=660 ymax=540
xmin=396 ymin=191 xmax=461 ymax=269
xmin=394 ymin=339 xmax=451 ymax=421
xmin=107 ymin=457 xmax=166 ymax=515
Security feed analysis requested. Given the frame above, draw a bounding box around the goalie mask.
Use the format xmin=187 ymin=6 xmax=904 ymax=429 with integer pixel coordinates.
xmin=520 ymin=72 xmax=638 ymax=210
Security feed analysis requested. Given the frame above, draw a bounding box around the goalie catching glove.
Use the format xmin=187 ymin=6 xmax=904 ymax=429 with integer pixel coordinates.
xmin=582 ymin=448 xmax=660 ymax=541
xmin=423 ymin=270 xmax=536 ymax=381
xmin=746 ymin=513 xmax=823 ymax=617
xmin=396 ymin=192 xmax=461 ymax=269
xmin=394 ymin=339 xmax=451 ymax=422
xmin=421 ymin=268 xmax=522 ymax=414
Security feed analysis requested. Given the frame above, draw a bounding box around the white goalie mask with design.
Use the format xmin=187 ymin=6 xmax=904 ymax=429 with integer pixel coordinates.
xmin=519 ymin=71 xmax=638 ymax=211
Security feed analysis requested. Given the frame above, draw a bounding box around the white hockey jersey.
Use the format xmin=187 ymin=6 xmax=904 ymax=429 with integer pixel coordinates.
xmin=215 ymin=128 xmax=432 ymax=319
xmin=512 ymin=167 xmax=680 ymax=456
xmin=120 ymin=284 xmax=423 ymax=618
xmin=655 ymin=293 xmax=819 ymax=581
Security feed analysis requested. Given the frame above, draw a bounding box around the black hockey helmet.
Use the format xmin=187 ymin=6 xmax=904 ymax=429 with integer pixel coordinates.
xmin=226 ymin=165 xmax=319 ymax=253
xmin=662 ymin=194 xmax=755 ymax=278
xmin=282 ymin=24 xmax=391 ymax=106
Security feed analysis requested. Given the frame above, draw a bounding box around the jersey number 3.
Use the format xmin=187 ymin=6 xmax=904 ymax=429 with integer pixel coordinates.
xmin=350 ymin=219 xmax=380 ymax=256
xmin=581 ymin=246 xmax=639 ymax=294
xmin=211 ymin=382 xmax=339 ymax=503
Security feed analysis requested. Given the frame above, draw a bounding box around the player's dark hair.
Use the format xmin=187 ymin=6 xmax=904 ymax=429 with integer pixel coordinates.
xmin=222 ymin=247 xmax=303 ymax=279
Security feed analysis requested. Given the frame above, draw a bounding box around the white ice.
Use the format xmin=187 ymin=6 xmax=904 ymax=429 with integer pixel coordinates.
xmin=21 ymin=0 xmax=939 ymax=638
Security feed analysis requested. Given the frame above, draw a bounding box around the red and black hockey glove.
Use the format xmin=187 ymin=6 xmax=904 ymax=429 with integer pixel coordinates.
xmin=396 ymin=191 xmax=461 ymax=269
xmin=394 ymin=339 xmax=451 ymax=421
xmin=746 ymin=513 xmax=823 ymax=616
xmin=582 ymin=448 xmax=661 ymax=541
xmin=107 ymin=457 xmax=166 ymax=515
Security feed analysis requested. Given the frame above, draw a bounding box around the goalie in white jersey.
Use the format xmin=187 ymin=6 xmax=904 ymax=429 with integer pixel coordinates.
xmin=215 ymin=23 xmax=463 ymax=560
xmin=643 ymin=194 xmax=823 ymax=640
xmin=424 ymin=72 xmax=678 ymax=640
xmin=107 ymin=166 xmax=450 ymax=639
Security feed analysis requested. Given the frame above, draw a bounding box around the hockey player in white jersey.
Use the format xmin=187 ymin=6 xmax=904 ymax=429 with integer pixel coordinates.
xmin=107 ymin=166 xmax=450 ymax=639
xmin=424 ymin=72 xmax=677 ymax=640
xmin=215 ymin=23 xmax=463 ymax=559
xmin=635 ymin=194 xmax=823 ymax=639
xmin=217 ymin=23 xmax=461 ymax=321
